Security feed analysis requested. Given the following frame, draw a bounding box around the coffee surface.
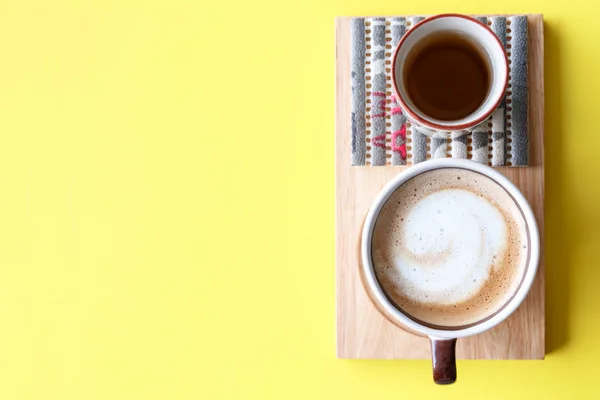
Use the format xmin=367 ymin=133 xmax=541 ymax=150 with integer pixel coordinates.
xmin=404 ymin=32 xmax=490 ymax=121
xmin=372 ymin=168 xmax=528 ymax=327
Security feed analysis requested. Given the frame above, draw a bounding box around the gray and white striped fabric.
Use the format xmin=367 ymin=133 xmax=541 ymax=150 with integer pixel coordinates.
xmin=350 ymin=15 xmax=529 ymax=167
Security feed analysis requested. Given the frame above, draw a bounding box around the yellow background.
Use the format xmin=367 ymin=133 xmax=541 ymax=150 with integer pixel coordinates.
xmin=0 ymin=0 xmax=594 ymax=398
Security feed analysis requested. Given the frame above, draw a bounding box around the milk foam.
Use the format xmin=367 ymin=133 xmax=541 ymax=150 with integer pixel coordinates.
xmin=372 ymin=168 xmax=528 ymax=326
xmin=387 ymin=189 xmax=507 ymax=304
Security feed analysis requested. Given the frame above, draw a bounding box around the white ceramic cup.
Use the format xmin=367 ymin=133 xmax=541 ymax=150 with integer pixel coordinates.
xmin=392 ymin=14 xmax=508 ymax=137
xmin=361 ymin=159 xmax=540 ymax=384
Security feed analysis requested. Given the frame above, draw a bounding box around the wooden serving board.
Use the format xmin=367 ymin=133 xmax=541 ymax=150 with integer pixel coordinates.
xmin=335 ymin=14 xmax=544 ymax=359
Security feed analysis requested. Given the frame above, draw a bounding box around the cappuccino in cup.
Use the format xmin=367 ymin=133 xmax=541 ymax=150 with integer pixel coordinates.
xmin=371 ymin=168 xmax=528 ymax=327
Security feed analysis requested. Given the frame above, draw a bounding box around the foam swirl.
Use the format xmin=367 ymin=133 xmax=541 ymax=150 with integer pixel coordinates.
xmin=372 ymin=168 xmax=528 ymax=326
xmin=382 ymin=189 xmax=507 ymax=305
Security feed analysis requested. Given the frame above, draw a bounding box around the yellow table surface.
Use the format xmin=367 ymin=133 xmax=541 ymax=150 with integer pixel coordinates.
xmin=0 ymin=0 xmax=594 ymax=398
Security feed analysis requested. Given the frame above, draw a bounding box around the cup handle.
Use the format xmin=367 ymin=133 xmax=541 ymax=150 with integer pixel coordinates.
xmin=429 ymin=337 xmax=457 ymax=384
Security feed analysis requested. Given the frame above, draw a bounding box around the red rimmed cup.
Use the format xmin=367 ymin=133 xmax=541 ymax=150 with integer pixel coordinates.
xmin=392 ymin=14 xmax=508 ymax=137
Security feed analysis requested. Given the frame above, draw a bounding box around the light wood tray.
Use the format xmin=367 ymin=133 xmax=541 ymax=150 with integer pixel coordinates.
xmin=335 ymin=14 xmax=544 ymax=359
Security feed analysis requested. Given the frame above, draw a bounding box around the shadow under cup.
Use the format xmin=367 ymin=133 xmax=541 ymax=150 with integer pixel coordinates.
xmin=361 ymin=159 xmax=539 ymax=384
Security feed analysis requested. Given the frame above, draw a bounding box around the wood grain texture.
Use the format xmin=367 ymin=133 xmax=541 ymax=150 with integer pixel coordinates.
xmin=335 ymin=15 xmax=545 ymax=359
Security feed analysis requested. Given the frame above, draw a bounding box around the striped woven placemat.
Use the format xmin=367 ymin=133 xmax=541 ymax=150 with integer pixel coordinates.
xmin=350 ymin=15 xmax=528 ymax=167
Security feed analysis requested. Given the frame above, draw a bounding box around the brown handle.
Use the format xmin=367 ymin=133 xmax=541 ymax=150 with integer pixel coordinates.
xmin=429 ymin=338 xmax=457 ymax=385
